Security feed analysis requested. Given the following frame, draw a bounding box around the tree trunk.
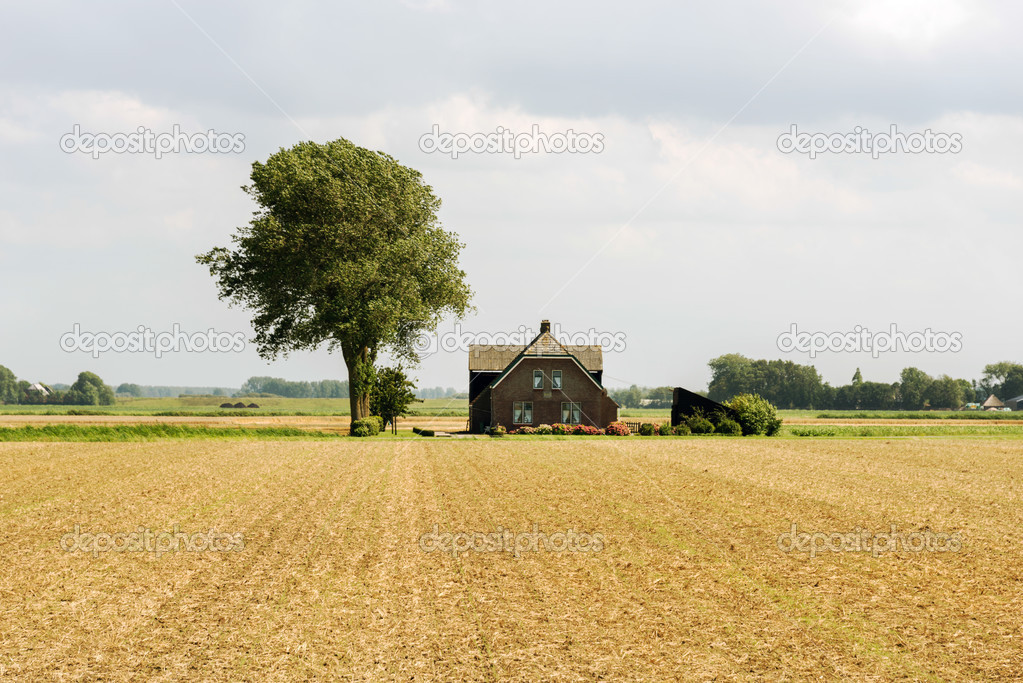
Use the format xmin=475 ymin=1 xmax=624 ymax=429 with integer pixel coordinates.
xmin=349 ymin=393 xmax=363 ymax=421
xmin=344 ymin=345 xmax=375 ymax=421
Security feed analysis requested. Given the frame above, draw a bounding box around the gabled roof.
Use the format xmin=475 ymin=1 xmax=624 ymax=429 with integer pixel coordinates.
xmin=469 ymin=337 xmax=603 ymax=372
xmin=476 ymin=327 xmax=608 ymax=396
xmin=983 ymin=394 xmax=1005 ymax=408
xmin=490 ymin=350 xmax=605 ymax=392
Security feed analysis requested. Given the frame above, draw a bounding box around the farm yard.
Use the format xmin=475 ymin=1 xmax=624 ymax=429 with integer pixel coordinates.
xmin=1 ymin=432 xmax=1021 ymax=680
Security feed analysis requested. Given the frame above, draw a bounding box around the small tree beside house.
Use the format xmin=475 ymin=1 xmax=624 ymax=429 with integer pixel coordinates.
xmin=370 ymin=366 xmax=419 ymax=434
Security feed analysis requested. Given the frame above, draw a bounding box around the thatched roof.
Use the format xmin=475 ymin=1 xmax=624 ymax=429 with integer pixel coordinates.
xmin=468 ymin=345 xmax=524 ymax=371
xmin=983 ymin=394 xmax=1005 ymax=408
xmin=469 ymin=332 xmax=603 ymax=372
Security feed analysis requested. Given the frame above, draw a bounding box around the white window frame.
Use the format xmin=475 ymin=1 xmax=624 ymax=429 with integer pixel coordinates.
xmin=533 ymin=369 xmax=544 ymax=389
xmin=513 ymin=401 xmax=533 ymax=424
xmin=552 ymin=370 xmax=562 ymax=390
xmin=561 ymin=402 xmax=582 ymax=424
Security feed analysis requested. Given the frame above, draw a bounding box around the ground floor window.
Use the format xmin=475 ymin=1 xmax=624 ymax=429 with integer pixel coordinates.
xmin=513 ymin=401 xmax=533 ymax=424
xmin=561 ymin=402 xmax=582 ymax=424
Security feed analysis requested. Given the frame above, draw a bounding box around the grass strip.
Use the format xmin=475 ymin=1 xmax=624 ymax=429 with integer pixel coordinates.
xmin=0 ymin=424 xmax=347 ymax=441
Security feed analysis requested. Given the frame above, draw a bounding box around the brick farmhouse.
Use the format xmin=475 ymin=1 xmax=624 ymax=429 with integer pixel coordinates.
xmin=468 ymin=320 xmax=619 ymax=433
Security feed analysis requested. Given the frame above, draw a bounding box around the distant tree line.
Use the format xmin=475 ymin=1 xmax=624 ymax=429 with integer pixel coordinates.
xmin=115 ymin=384 xmax=237 ymax=398
xmin=416 ymin=386 xmax=463 ymax=399
xmin=706 ymin=354 xmax=1023 ymax=410
xmin=609 ymin=386 xmax=686 ymax=409
xmin=236 ymin=376 xmax=350 ymax=398
xmin=0 ymin=366 xmax=115 ymax=406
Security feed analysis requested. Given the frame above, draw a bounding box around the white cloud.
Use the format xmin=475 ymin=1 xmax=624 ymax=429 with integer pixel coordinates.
xmin=842 ymin=0 xmax=977 ymax=51
xmin=953 ymin=161 xmax=1023 ymax=190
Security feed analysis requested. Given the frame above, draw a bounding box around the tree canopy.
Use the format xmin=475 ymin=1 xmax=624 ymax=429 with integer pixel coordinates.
xmin=706 ymin=354 xmax=978 ymax=411
xmin=0 ymin=365 xmax=18 ymax=404
xmin=197 ymin=138 xmax=473 ymax=418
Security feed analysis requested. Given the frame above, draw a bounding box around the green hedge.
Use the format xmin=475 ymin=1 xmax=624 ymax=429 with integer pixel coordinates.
xmin=349 ymin=417 xmax=382 ymax=437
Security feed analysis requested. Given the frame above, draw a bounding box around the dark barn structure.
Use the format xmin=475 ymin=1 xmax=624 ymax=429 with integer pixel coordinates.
xmin=468 ymin=321 xmax=619 ymax=433
xmin=670 ymin=387 xmax=737 ymax=426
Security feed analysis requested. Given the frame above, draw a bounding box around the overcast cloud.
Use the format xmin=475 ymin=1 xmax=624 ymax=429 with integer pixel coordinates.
xmin=1 ymin=0 xmax=1020 ymax=392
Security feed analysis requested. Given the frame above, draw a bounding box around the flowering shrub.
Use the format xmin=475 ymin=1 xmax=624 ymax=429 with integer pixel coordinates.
xmin=672 ymin=423 xmax=691 ymax=436
xmin=605 ymin=421 xmax=631 ymax=436
xmin=658 ymin=422 xmax=673 ymax=436
xmin=571 ymin=424 xmax=603 ymax=435
xmin=511 ymin=423 xmax=607 ymax=436
xmin=490 ymin=425 xmax=507 ymax=437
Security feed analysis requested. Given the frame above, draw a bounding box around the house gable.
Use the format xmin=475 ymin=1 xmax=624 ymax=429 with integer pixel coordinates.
xmin=467 ymin=320 xmax=618 ymax=431
xmin=490 ymin=352 xmax=605 ymax=394
xmin=489 ymin=356 xmax=615 ymax=428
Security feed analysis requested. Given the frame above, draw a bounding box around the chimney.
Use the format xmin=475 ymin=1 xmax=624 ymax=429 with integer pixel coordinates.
xmin=540 ymin=319 xmax=551 ymax=334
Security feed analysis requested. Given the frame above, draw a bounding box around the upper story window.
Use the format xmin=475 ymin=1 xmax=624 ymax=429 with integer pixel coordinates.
xmin=533 ymin=369 xmax=544 ymax=389
xmin=552 ymin=370 xmax=562 ymax=389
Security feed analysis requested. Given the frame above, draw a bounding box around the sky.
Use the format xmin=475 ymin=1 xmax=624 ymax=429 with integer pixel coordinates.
xmin=1 ymin=0 xmax=1020 ymax=392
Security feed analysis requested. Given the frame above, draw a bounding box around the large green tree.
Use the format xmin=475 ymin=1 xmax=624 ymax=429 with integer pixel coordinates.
xmin=0 ymin=365 xmax=18 ymax=404
xmin=979 ymin=361 xmax=1023 ymax=400
xmin=899 ymin=367 xmax=933 ymax=410
xmin=1000 ymin=366 xmax=1023 ymax=401
xmin=927 ymin=375 xmax=973 ymax=410
xmin=979 ymin=362 xmax=1023 ymax=397
xmin=66 ymin=371 xmax=115 ymax=406
xmin=707 ymin=354 xmax=754 ymax=402
xmin=197 ymin=138 xmax=473 ymax=419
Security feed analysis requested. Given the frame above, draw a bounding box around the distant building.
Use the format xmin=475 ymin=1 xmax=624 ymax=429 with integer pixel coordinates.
xmin=1005 ymin=395 xmax=1023 ymax=411
xmin=983 ymin=394 xmax=1005 ymax=409
xmin=468 ymin=320 xmax=618 ymax=433
xmin=26 ymin=383 xmax=50 ymax=396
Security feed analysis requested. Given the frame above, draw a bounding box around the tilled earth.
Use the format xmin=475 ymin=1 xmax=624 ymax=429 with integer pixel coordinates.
xmin=1 ymin=438 xmax=1020 ymax=680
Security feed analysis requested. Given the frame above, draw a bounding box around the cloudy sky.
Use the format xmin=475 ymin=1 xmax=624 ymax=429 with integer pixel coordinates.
xmin=1 ymin=0 xmax=1020 ymax=392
